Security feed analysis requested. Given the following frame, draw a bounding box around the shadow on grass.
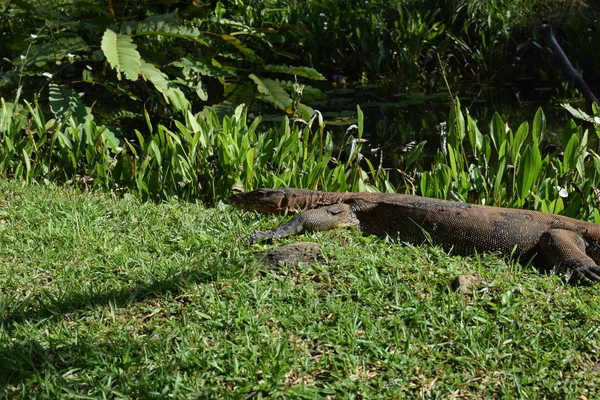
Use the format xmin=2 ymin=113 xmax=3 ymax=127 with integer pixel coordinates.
xmin=0 ymin=258 xmax=250 ymax=389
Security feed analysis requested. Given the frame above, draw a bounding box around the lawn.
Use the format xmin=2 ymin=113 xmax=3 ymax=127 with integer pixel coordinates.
xmin=1 ymin=180 xmax=599 ymax=398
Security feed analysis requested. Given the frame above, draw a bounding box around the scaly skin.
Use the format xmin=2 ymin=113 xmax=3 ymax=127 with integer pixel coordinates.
xmin=229 ymin=188 xmax=363 ymax=213
xmin=229 ymin=188 xmax=600 ymax=284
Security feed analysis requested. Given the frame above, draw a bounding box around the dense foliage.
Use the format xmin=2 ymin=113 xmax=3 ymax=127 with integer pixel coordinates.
xmin=0 ymin=0 xmax=600 ymax=213
xmin=1 ymin=0 xmax=599 ymax=128
xmin=3 ymin=90 xmax=600 ymax=224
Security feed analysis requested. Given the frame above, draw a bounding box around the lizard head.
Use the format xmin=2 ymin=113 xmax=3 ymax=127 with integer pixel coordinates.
xmin=228 ymin=188 xmax=290 ymax=213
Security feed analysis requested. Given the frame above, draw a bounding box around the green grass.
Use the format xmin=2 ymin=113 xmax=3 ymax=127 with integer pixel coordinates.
xmin=1 ymin=180 xmax=600 ymax=398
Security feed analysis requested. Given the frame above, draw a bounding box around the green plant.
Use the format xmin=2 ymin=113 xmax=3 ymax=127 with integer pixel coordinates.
xmin=405 ymin=97 xmax=600 ymax=221
xmin=0 ymin=96 xmax=393 ymax=201
xmin=390 ymin=5 xmax=445 ymax=81
xmin=2 ymin=180 xmax=600 ymax=398
xmin=0 ymin=0 xmax=326 ymax=132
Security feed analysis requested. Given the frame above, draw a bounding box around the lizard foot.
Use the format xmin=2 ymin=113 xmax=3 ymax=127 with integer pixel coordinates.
xmin=566 ymin=265 xmax=600 ymax=285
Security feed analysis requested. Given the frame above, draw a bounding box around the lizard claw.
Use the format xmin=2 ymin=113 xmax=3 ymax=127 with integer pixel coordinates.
xmin=567 ymin=266 xmax=600 ymax=285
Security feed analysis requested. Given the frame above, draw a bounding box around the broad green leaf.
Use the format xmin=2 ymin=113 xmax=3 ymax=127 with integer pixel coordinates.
xmin=561 ymin=119 xmax=579 ymax=150
xmin=420 ymin=172 xmax=431 ymax=197
xmin=448 ymin=144 xmax=458 ymax=180
xmin=467 ymin=115 xmax=483 ymax=155
xmin=561 ymin=103 xmax=595 ymax=123
xmin=248 ymin=75 xmax=292 ymax=110
xmin=489 ymin=112 xmax=506 ymax=152
xmin=125 ymin=139 xmax=138 ymax=157
xmin=357 ymin=105 xmax=364 ymax=138
xmin=532 ymin=108 xmax=546 ymax=145
xmin=22 ymin=148 xmax=31 ymax=180
xmin=512 ymin=121 xmax=529 ymax=165
xmin=144 ymin=109 xmax=153 ymax=135
xmin=101 ymin=29 xmax=141 ymax=81
xmin=492 ymin=157 xmax=507 ymax=198
xmin=49 ymin=84 xmax=93 ymax=124
xmin=196 ymin=81 xmax=208 ymax=101
xmin=263 ymin=65 xmax=326 ymax=80
xmin=449 ymin=99 xmax=465 ymax=143
xmin=233 ymin=104 xmax=246 ymax=122
xmin=578 ymin=130 xmax=589 ymax=177
xmin=57 ymin=131 xmax=73 ymax=149
xmin=244 ymin=147 xmax=255 ymax=186
xmin=220 ymin=34 xmax=261 ymax=61
xmin=496 ymin=132 xmax=508 ymax=160
xmin=563 ymin=134 xmax=579 ymax=171
xmin=297 ymin=104 xmax=314 ymax=121
xmin=516 ymin=145 xmax=542 ymax=200
xmin=482 ymin=135 xmax=492 ymax=162
xmin=149 ymin=139 xmax=162 ymax=165
xmin=134 ymin=129 xmax=146 ymax=149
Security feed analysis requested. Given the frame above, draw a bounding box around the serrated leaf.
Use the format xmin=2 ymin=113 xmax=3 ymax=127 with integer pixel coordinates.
xmin=140 ymin=60 xmax=190 ymax=111
xmin=120 ymin=20 xmax=209 ymax=46
xmin=172 ymin=57 xmax=234 ymax=77
xmin=217 ymin=18 xmax=253 ymax=31
xmin=101 ymin=29 xmax=141 ymax=81
xmin=248 ymin=75 xmax=291 ymax=110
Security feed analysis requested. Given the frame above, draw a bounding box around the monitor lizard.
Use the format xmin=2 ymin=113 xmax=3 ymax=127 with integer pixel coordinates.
xmin=229 ymin=188 xmax=600 ymax=284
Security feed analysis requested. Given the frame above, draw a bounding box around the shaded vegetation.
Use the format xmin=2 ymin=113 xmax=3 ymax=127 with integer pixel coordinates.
xmin=1 ymin=181 xmax=600 ymax=397
xmin=1 ymin=0 xmax=599 ymax=130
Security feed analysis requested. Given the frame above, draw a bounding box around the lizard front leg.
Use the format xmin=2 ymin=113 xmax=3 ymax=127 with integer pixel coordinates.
xmin=249 ymin=203 xmax=359 ymax=244
xmin=540 ymin=229 xmax=600 ymax=284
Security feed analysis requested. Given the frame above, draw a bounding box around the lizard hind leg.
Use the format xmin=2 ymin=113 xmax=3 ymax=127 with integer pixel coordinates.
xmin=249 ymin=203 xmax=359 ymax=244
xmin=540 ymin=229 xmax=600 ymax=285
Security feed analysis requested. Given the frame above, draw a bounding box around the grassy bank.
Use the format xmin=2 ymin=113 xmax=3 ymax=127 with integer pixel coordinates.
xmin=1 ymin=180 xmax=600 ymax=398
